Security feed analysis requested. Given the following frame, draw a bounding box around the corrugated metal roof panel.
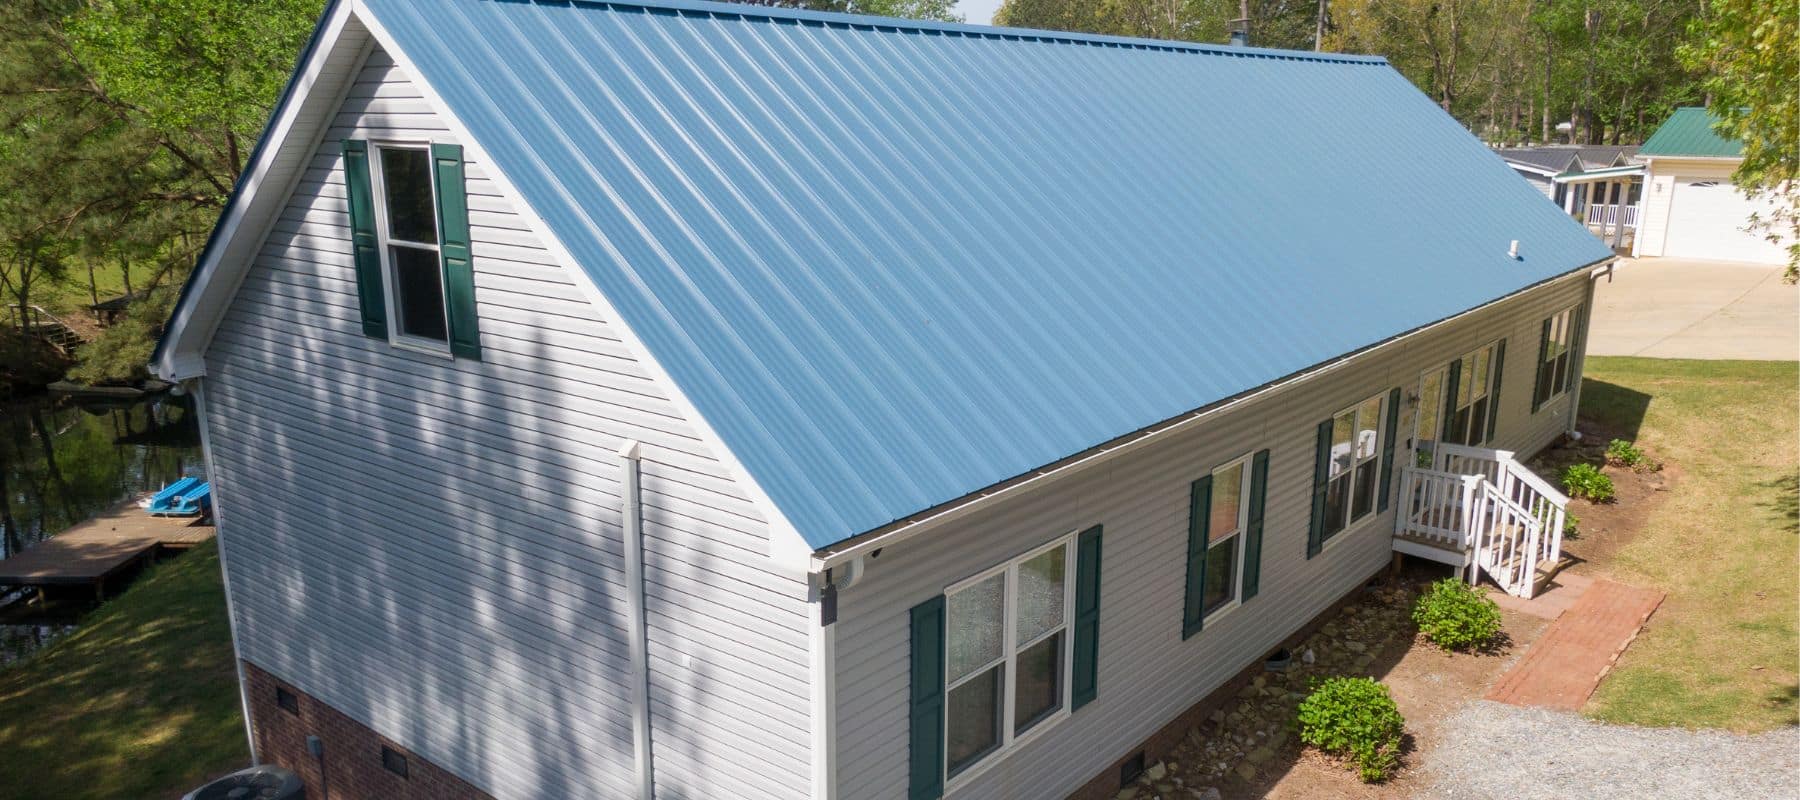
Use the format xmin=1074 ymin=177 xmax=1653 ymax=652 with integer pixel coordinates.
xmin=364 ymin=0 xmax=1614 ymax=549
xmin=1641 ymin=107 xmax=1744 ymax=158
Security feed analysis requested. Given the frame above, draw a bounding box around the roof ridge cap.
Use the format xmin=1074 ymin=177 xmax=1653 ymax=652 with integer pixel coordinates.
xmin=530 ymin=0 xmax=1390 ymax=65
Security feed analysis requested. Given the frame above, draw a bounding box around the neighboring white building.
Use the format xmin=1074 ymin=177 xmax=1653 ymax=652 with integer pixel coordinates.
xmin=1635 ymin=107 xmax=1790 ymax=264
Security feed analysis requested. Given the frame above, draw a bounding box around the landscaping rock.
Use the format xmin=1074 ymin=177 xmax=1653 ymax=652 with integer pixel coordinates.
xmin=1144 ymin=762 xmax=1166 ymax=781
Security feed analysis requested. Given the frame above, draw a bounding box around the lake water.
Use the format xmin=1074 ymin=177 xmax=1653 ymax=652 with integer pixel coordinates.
xmin=0 ymin=391 xmax=201 ymax=665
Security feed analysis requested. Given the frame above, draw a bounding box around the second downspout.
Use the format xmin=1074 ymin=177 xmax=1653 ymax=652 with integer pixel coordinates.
xmin=619 ymin=441 xmax=655 ymax=800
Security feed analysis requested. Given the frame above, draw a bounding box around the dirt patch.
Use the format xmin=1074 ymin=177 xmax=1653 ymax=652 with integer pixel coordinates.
xmin=1523 ymin=428 xmax=1678 ymax=570
xmin=1116 ymin=567 xmax=1549 ymax=800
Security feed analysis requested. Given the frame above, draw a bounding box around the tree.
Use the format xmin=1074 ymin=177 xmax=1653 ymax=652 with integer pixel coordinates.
xmin=738 ymin=0 xmax=965 ymax=21
xmin=1683 ymin=0 xmax=1799 ymax=280
xmin=0 ymin=0 xmax=322 ymax=385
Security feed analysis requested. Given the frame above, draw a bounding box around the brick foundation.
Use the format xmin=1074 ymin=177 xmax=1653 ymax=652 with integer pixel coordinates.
xmin=244 ymin=661 xmax=494 ymax=800
xmin=1064 ymin=566 xmax=1389 ymax=800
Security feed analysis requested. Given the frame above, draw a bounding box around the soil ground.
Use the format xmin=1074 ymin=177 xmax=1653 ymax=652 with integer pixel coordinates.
xmin=1118 ymin=564 xmax=1550 ymax=800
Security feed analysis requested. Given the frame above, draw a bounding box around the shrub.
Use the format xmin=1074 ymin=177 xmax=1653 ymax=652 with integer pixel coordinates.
xmin=1605 ymin=438 xmax=1660 ymax=472
xmin=1296 ymin=676 xmax=1405 ymax=782
xmin=1561 ymin=463 xmax=1616 ymax=502
xmin=1605 ymin=438 xmax=1643 ymax=466
xmin=1411 ymin=578 xmax=1502 ymax=651
xmin=1563 ymin=512 xmax=1581 ymax=539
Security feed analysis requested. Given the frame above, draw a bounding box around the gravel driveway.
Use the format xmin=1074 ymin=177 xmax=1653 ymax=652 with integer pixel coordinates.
xmin=1419 ymin=700 xmax=1800 ymax=800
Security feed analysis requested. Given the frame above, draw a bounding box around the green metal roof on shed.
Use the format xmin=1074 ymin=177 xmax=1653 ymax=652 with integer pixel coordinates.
xmin=1640 ymin=107 xmax=1745 ymax=158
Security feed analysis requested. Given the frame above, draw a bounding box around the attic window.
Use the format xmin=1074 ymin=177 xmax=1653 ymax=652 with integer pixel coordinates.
xmin=373 ymin=145 xmax=450 ymax=347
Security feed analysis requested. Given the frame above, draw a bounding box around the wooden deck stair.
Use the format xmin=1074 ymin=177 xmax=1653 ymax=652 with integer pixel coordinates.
xmin=8 ymin=305 xmax=85 ymax=354
xmin=1395 ymin=444 xmax=1570 ymax=599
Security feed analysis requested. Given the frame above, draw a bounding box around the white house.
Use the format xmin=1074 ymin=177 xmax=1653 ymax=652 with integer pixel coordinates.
xmin=1634 ymin=107 xmax=1790 ymax=264
xmin=151 ymin=1 xmax=1615 ymax=798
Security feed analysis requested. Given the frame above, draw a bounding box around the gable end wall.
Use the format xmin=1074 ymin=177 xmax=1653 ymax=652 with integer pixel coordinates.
xmin=201 ymin=44 xmax=811 ymax=800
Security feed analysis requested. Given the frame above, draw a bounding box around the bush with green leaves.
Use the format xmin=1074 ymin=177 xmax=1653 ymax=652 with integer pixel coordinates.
xmin=1411 ymin=578 xmax=1502 ymax=651
xmin=1605 ymin=438 xmax=1660 ymax=472
xmin=1295 ymin=676 xmax=1405 ymax=782
xmin=1561 ymin=462 xmax=1616 ymax=502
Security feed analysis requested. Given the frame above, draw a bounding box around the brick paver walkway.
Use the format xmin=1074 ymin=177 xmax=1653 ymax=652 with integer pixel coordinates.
xmin=1486 ymin=578 xmax=1664 ymax=710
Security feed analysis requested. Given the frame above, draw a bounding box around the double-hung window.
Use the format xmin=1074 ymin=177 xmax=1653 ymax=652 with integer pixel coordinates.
xmin=943 ymin=536 xmax=1073 ymax=781
xmin=341 ymin=139 xmax=479 ymax=359
xmin=1201 ymin=456 xmax=1249 ymax=618
xmin=1535 ymin=305 xmax=1578 ymax=408
xmin=1321 ymin=393 xmax=1386 ymax=542
xmin=371 ymin=144 xmax=450 ymax=348
xmin=1446 ymin=341 xmax=1498 ymax=446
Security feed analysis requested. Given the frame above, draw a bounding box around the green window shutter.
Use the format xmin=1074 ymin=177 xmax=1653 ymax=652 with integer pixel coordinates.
xmin=908 ymin=596 xmax=946 ymax=800
xmin=1071 ymin=524 xmax=1103 ymax=711
xmin=1377 ymin=387 xmax=1400 ymax=512
xmin=1307 ymin=418 xmax=1331 ymax=559
xmin=1484 ymin=339 xmax=1507 ymax=443
xmin=341 ymin=140 xmax=387 ymax=339
xmin=1182 ymin=475 xmax=1212 ymax=639
xmin=1531 ymin=317 xmax=1552 ymax=412
xmin=431 ymin=143 xmax=481 ymax=360
xmin=1440 ymin=358 xmax=1462 ymax=443
xmin=1241 ymin=449 xmax=1270 ymax=601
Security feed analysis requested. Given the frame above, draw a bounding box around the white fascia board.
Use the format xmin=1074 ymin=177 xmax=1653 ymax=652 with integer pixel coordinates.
xmin=351 ymin=4 xmax=817 ymax=579
xmin=153 ymin=1 xmax=365 ymax=381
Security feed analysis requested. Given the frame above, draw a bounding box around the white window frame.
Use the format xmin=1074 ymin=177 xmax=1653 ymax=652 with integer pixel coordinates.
xmin=1538 ymin=306 xmax=1577 ymax=405
xmin=368 ymin=140 xmax=452 ymax=357
xmin=1202 ymin=454 xmax=1252 ymax=622
xmin=941 ymin=533 xmax=1077 ymax=790
xmin=1321 ymin=391 xmax=1387 ymax=548
xmin=1444 ymin=339 xmax=1501 ymax=447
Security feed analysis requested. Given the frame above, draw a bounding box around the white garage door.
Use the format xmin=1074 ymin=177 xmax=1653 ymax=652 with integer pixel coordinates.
xmin=1662 ymin=178 xmax=1788 ymax=264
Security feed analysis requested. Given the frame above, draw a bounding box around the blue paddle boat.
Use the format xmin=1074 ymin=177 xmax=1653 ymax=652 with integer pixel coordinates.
xmin=149 ymin=480 xmax=211 ymax=516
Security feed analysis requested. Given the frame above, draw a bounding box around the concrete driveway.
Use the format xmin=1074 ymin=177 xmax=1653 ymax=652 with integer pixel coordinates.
xmin=1587 ymin=257 xmax=1798 ymax=361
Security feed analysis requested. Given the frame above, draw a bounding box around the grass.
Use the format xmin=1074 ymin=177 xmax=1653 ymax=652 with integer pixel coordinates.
xmin=34 ymin=261 xmax=135 ymax=316
xmin=0 ymin=541 xmax=247 ymax=799
xmin=1579 ymin=357 xmax=1799 ymax=732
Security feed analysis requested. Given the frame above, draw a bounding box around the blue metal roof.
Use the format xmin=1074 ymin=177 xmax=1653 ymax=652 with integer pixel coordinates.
xmin=362 ymin=0 xmax=1613 ymax=549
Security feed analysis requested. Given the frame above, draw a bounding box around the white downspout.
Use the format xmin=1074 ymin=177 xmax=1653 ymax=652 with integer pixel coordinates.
xmin=1568 ymin=264 xmax=1611 ymax=437
xmin=187 ymin=380 xmax=258 ymax=764
xmin=618 ymin=441 xmax=655 ymax=800
xmin=810 ymin=556 xmax=862 ymax=800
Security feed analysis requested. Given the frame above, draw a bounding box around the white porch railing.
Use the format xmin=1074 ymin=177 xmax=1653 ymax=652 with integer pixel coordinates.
xmin=1584 ymin=203 xmax=1639 ymax=230
xmin=1395 ymin=443 xmax=1568 ymax=598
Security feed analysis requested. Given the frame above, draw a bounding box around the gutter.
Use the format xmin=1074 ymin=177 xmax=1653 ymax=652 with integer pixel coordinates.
xmin=811 ymin=255 xmax=1619 ymax=571
xmin=617 ymin=441 xmax=655 ymax=800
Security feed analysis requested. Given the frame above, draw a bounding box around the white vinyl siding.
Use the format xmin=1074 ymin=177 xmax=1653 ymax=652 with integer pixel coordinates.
xmin=833 ymin=270 xmax=1592 ymax=800
xmin=202 ymin=45 xmax=811 ymax=800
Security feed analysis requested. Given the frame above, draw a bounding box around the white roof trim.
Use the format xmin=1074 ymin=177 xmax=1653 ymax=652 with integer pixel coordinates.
xmin=154 ymin=0 xmax=363 ymax=381
xmin=351 ymin=3 xmax=817 ymax=577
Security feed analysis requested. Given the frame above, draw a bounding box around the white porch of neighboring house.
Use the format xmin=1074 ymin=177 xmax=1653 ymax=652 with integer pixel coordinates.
xmin=1555 ymin=164 xmax=1645 ymax=251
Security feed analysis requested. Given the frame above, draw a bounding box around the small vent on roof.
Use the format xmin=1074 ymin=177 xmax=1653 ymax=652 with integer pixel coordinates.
xmin=1509 ymin=240 xmax=1521 ymax=260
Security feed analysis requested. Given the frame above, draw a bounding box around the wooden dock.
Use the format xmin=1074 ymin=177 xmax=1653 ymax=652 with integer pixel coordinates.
xmin=0 ymin=498 xmax=214 ymax=600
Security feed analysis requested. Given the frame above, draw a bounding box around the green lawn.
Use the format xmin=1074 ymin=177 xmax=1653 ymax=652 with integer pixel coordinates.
xmin=0 ymin=541 xmax=247 ymax=799
xmin=1579 ymin=357 xmax=1799 ymax=732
